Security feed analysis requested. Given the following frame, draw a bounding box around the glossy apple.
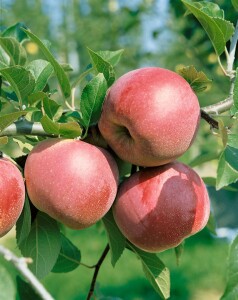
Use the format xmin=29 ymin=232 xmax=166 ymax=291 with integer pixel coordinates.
xmin=98 ymin=67 xmax=200 ymax=167
xmin=24 ymin=138 xmax=119 ymax=229
xmin=0 ymin=158 xmax=25 ymax=237
xmin=113 ymin=161 xmax=210 ymax=252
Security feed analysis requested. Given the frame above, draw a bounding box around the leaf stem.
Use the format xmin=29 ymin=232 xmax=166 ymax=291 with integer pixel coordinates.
xmin=86 ymin=244 xmax=110 ymax=300
xmin=0 ymin=245 xmax=55 ymax=300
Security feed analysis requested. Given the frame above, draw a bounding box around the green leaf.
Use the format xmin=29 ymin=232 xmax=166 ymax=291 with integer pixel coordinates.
xmin=203 ymin=177 xmax=238 ymax=191
xmin=0 ymin=136 xmax=8 ymax=145
xmin=177 ymin=65 xmax=212 ymax=93
xmin=16 ymin=277 xmax=42 ymax=300
xmin=231 ymin=0 xmax=238 ymax=11
xmin=182 ymin=0 xmax=234 ymax=55
xmin=189 ymin=151 xmax=219 ymax=167
xmin=27 ymin=59 xmax=54 ymax=92
xmin=102 ymin=209 xmax=126 ymax=267
xmin=0 ymin=37 xmax=27 ymax=66
xmin=42 ymin=97 xmax=63 ymax=121
xmin=23 ymin=29 xmax=71 ymax=98
xmin=52 ymin=234 xmax=81 ymax=273
xmin=0 ymin=66 xmax=35 ymax=106
xmin=129 ymin=243 xmax=170 ymax=299
xmin=28 ymin=91 xmax=47 ymax=105
xmin=41 ymin=115 xmax=82 ymax=138
xmin=80 ymin=73 xmax=107 ymax=132
xmin=0 ymin=46 xmax=10 ymax=68
xmin=234 ymin=68 xmax=238 ymax=110
xmin=221 ymin=234 xmax=238 ymax=299
xmin=0 ymin=111 xmax=27 ymax=132
xmin=206 ymin=212 xmax=217 ymax=236
xmin=216 ymin=135 xmax=238 ymax=190
xmin=16 ymin=195 xmax=31 ymax=246
xmin=96 ymin=49 xmax=124 ymax=66
xmin=2 ymin=22 xmax=28 ymax=42
xmin=0 ymin=265 xmax=16 ymax=300
xmin=88 ymin=48 xmax=115 ymax=86
xmin=20 ymin=211 xmax=61 ymax=279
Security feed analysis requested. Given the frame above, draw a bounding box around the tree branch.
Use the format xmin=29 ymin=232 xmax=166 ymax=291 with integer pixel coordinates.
xmin=0 ymin=119 xmax=55 ymax=137
xmin=0 ymin=245 xmax=54 ymax=300
xmin=201 ymin=97 xmax=234 ymax=115
xmin=86 ymin=244 xmax=110 ymax=300
xmin=200 ymin=109 xmax=219 ymax=129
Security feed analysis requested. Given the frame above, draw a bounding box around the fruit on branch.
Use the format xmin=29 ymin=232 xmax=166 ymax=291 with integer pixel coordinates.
xmin=98 ymin=67 xmax=200 ymax=167
xmin=113 ymin=161 xmax=210 ymax=252
xmin=24 ymin=138 xmax=119 ymax=229
xmin=0 ymin=158 xmax=25 ymax=237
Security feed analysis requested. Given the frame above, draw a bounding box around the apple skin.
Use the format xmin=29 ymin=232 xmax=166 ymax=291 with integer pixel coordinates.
xmin=0 ymin=158 xmax=25 ymax=237
xmin=98 ymin=67 xmax=200 ymax=167
xmin=113 ymin=161 xmax=210 ymax=253
xmin=24 ymin=138 xmax=119 ymax=229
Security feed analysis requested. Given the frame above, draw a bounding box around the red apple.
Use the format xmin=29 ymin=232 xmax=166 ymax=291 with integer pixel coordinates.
xmin=24 ymin=138 xmax=119 ymax=229
xmin=113 ymin=161 xmax=210 ymax=252
xmin=0 ymin=158 xmax=25 ymax=237
xmin=98 ymin=67 xmax=200 ymax=167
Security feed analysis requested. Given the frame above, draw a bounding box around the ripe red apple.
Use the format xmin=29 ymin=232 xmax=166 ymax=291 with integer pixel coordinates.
xmin=113 ymin=161 xmax=210 ymax=252
xmin=24 ymin=138 xmax=119 ymax=229
xmin=98 ymin=67 xmax=200 ymax=167
xmin=0 ymin=158 xmax=25 ymax=237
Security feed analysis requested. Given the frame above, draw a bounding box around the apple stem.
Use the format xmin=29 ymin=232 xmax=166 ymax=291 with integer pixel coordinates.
xmin=0 ymin=245 xmax=55 ymax=300
xmin=86 ymin=244 xmax=110 ymax=300
xmin=200 ymin=110 xmax=219 ymax=129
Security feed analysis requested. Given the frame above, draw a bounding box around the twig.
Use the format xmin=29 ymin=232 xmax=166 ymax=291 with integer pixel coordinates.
xmin=86 ymin=244 xmax=110 ymax=300
xmin=200 ymin=109 xmax=219 ymax=129
xmin=0 ymin=245 xmax=54 ymax=300
xmin=201 ymin=97 xmax=234 ymax=115
xmin=0 ymin=119 xmax=56 ymax=137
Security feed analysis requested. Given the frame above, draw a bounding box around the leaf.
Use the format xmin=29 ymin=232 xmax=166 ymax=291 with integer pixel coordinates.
xmin=0 ymin=111 xmax=27 ymax=132
xmin=206 ymin=212 xmax=217 ymax=236
xmin=2 ymin=22 xmax=28 ymax=42
xmin=0 ymin=46 xmax=10 ymax=68
xmin=0 ymin=66 xmax=35 ymax=106
xmin=177 ymin=65 xmax=212 ymax=93
xmin=27 ymin=59 xmax=54 ymax=92
xmin=191 ymin=1 xmax=224 ymax=18
xmin=23 ymin=29 xmax=71 ymax=98
xmin=52 ymin=234 xmax=81 ymax=273
xmin=0 ymin=37 xmax=27 ymax=66
xmin=96 ymin=49 xmax=124 ymax=66
xmin=221 ymin=234 xmax=238 ymax=299
xmin=102 ymin=209 xmax=126 ymax=267
xmin=129 ymin=243 xmax=170 ymax=299
xmin=80 ymin=73 xmax=107 ymax=132
xmin=189 ymin=151 xmax=219 ymax=167
xmin=216 ymin=135 xmax=238 ymax=190
xmin=0 ymin=265 xmax=15 ymax=300
xmin=182 ymin=0 xmax=234 ymax=55
xmin=20 ymin=211 xmax=61 ymax=279
xmin=16 ymin=277 xmax=42 ymax=300
xmin=232 ymin=0 xmax=238 ymax=11
xmin=41 ymin=115 xmax=82 ymax=138
xmin=202 ymin=177 xmax=238 ymax=191
xmin=28 ymin=91 xmax=47 ymax=105
xmin=234 ymin=68 xmax=238 ymax=110
xmin=0 ymin=136 xmax=8 ymax=145
xmin=16 ymin=194 xmax=31 ymax=246
xmin=88 ymin=48 xmax=115 ymax=86
xmin=42 ymin=97 xmax=63 ymax=121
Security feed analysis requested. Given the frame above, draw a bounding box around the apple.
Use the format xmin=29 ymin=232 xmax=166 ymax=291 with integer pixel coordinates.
xmin=0 ymin=158 xmax=25 ymax=237
xmin=24 ymin=138 xmax=119 ymax=229
xmin=113 ymin=161 xmax=210 ymax=252
xmin=98 ymin=67 xmax=200 ymax=167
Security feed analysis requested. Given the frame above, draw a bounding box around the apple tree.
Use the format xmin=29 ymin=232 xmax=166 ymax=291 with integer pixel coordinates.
xmin=0 ymin=1 xmax=238 ymax=299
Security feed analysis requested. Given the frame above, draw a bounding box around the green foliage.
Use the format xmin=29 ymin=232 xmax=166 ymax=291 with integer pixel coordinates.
xmin=16 ymin=195 xmax=31 ymax=246
xmin=221 ymin=235 xmax=238 ymax=299
xmin=0 ymin=265 xmax=15 ymax=300
xmin=19 ymin=212 xmax=61 ymax=279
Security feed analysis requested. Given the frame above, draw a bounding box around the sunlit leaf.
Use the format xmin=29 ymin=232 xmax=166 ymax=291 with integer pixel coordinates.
xmin=0 ymin=37 xmax=27 ymax=66
xmin=23 ymin=29 xmax=71 ymax=98
xmin=96 ymin=49 xmax=124 ymax=66
xmin=0 ymin=111 xmax=27 ymax=132
xmin=0 ymin=265 xmax=15 ymax=300
xmin=2 ymin=22 xmax=28 ymax=42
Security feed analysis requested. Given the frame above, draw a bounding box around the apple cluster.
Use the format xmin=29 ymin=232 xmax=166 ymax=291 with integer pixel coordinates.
xmin=0 ymin=67 xmax=210 ymax=254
